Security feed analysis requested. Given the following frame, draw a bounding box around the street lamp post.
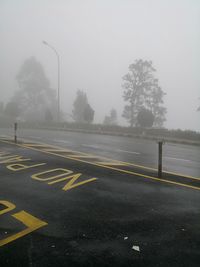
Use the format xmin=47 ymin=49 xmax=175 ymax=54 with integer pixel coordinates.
xmin=43 ymin=41 xmax=60 ymax=122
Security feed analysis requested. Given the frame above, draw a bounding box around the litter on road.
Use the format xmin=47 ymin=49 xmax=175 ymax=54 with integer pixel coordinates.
xmin=132 ymin=245 xmax=140 ymax=252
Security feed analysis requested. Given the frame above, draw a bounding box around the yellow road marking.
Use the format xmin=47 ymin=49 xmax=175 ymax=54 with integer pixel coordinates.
xmin=161 ymin=170 xmax=200 ymax=181
xmin=25 ymin=141 xmax=200 ymax=180
xmin=0 ymin=154 xmax=18 ymax=158
xmin=32 ymin=168 xmax=73 ymax=181
xmin=24 ymin=143 xmax=136 ymax=167
xmin=48 ymin=173 xmax=98 ymax=191
xmin=22 ymin=143 xmax=50 ymax=148
xmin=0 ymin=151 xmax=11 ymax=155
xmin=69 ymin=155 xmax=99 ymax=159
xmin=61 ymin=174 xmax=97 ymax=191
xmin=7 ymin=163 xmax=46 ymax=171
xmin=0 ymin=200 xmax=16 ymax=215
xmin=1 ymin=139 xmax=200 ymax=191
xmin=22 ymin=143 xmax=200 ymax=191
xmin=22 ymin=140 xmax=200 ymax=180
xmin=0 ymin=155 xmax=30 ymax=164
xmin=0 ymin=143 xmax=173 ymax=173
xmin=43 ymin=149 xmax=72 ymax=153
xmin=0 ymin=210 xmax=47 ymax=247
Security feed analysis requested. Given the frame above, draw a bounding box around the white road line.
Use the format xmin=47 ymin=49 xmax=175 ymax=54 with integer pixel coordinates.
xmin=82 ymin=144 xmax=102 ymax=149
xmin=0 ymin=135 xmax=11 ymax=138
xmin=116 ymin=149 xmax=140 ymax=155
xmin=164 ymin=156 xmax=192 ymax=162
xmin=82 ymin=144 xmax=140 ymax=155
xmin=53 ymin=139 xmax=71 ymax=144
xmin=29 ymin=136 xmax=42 ymax=139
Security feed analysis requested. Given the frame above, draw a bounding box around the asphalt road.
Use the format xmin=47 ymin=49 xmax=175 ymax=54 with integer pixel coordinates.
xmin=1 ymin=127 xmax=200 ymax=177
xmin=0 ymin=129 xmax=200 ymax=267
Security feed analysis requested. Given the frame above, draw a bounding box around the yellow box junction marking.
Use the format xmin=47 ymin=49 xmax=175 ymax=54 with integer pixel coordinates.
xmin=40 ymin=143 xmax=199 ymax=177
xmin=32 ymin=145 xmax=129 ymax=166
xmin=20 ymin=141 xmax=200 ymax=191
xmin=0 ymin=200 xmax=47 ymax=247
xmin=22 ymin=142 xmax=199 ymax=177
xmin=0 ymin=139 xmax=200 ymax=191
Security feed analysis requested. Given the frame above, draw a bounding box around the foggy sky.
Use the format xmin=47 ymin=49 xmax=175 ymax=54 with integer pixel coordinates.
xmin=1 ymin=0 xmax=200 ymax=131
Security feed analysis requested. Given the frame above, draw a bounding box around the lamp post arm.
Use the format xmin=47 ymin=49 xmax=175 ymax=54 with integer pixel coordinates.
xmin=43 ymin=41 xmax=60 ymax=122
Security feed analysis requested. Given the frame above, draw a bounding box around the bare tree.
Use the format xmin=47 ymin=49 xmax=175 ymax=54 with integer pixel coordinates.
xmin=122 ymin=59 xmax=166 ymax=127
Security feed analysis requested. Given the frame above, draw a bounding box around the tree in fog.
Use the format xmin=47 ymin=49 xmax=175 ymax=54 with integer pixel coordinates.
xmin=137 ymin=108 xmax=154 ymax=128
xmin=0 ymin=102 xmax=5 ymax=122
xmin=72 ymin=90 xmax=94 ymax=123
xmin=0 ymin=102 xmax=4 ymax=114
xmin=4 ymin=102 xmax=20 ymax=120
xmin=12 ymin=57 xmax=56 ymax=121
xmin=45 ymin=108 xmax=53 ymax=122
xmin=110 ymin=108 xmax=117 ymax=125
xmin=83 ymin=103 xmax=94 ymax=123
xmin=103 ymin=108 xmax=118 ymax=125
xmin=122 ymin=59 xmax=166 ymax=127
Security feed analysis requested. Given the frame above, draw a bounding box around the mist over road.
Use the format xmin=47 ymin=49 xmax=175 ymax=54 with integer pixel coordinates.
xmin=1 ymin=130 xmax=200 ymax=267
xmin=1 ymin=127 xmax=199 ymax=178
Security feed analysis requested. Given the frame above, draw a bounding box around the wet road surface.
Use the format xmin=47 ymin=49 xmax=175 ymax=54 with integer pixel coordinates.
xmin=0 ymin=132 xmax=200 ymax=267
xmin=1 ymin=128 xmax=200 ymax=177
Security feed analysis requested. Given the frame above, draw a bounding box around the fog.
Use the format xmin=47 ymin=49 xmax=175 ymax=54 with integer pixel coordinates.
xmin=1 ymin=0 xmax=200 ymax=131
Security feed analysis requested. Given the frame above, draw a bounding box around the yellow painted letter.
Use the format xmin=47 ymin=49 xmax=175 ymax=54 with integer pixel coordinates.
xmin=7 ymin=163 xmax=46 ymax=171
xmin=32 ymin=168 xmax=73 ymax=181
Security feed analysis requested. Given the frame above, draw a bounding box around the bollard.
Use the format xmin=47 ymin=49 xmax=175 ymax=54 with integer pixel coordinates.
xmin=158 ymin=141 xmax=163 ymax=178
xmin=14 ymin=122 xmax=17 ymax=143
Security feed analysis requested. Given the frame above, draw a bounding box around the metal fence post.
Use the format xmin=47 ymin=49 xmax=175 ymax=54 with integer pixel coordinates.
xmin=14 ymin=122 xmax=17 ymax=143
xmin=158 ymin=141 xmax=163 ymax=178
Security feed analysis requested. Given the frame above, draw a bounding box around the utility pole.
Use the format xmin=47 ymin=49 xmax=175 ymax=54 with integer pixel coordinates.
xmin=43 ymin=41 xmax=60 ymax=122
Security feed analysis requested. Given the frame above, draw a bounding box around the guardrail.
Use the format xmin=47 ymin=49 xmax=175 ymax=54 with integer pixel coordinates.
xmin=7 ymin=122 xmax=200 ymax=147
